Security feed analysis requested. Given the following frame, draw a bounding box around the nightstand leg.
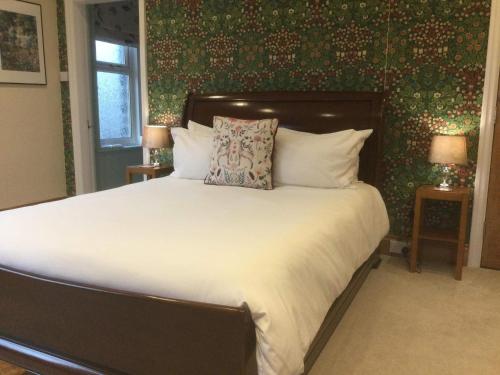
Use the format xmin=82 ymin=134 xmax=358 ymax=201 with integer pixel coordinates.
xmin=456 ymin=246 xmax=464 ymax=280
xmin=410 ymin=194 xmax=422 ymax=273
xmin=455 ymin=196 xmax=469 ymax=280
xmin=126 ymin=172 xmax=131 ymax=184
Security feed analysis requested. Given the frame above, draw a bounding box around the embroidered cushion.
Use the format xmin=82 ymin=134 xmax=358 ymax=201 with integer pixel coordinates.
xmin=205 ymin=116 xmax=278 ymax=189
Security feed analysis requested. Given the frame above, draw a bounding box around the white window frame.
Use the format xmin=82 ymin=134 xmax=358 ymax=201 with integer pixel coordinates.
xmin=93 ymin=41 xmax=141 ymax=149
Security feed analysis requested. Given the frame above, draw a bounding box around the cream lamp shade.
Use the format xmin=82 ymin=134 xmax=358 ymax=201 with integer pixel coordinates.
xmin=142 ymin=125 xmax=169 ymax=149
xmin=428 ymin=135 xmax=467 ymax=165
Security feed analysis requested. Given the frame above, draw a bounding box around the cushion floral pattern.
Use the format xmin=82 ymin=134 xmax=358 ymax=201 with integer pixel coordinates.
xmin=205 ymin=116 xmax=278 ymax=189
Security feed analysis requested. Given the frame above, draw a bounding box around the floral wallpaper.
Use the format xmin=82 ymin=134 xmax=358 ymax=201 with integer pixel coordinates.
xmin=146 ymin=0 xmax=388 ymax=124
xmin=60 ymin=81 xmax=75 ymax=196
xmin=145 ymin=0 xmax=490 ymax=238
xmin=57 ymin=0 xmax=68 ymax=72
xmin=383 ymin=0 xmax=489 ymax=236
xmin=57 ymin=0 xmax=75 ymax=196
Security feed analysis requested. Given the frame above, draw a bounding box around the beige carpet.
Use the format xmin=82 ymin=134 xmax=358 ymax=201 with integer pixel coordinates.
xmin=1 ymin=256 xmax=499 ymax=375
xmin=0 ymin=361 xmax=25 ymax=375
xmin=310 ymin=256 xmax=500 ymax=375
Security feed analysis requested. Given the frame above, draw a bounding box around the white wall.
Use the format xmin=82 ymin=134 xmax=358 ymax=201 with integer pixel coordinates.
xmin=0 ymin=0 xmax=66 ymax=209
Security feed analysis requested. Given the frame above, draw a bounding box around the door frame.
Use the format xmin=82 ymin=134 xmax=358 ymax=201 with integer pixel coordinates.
xmin=469 ymin=0 xmax=500 ymax=267
xmin=64 ymin=0 xmax=148 ymax=194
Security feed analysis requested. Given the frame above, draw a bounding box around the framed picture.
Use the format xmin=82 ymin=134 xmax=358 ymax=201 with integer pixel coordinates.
xmin=0 ymin=0 xmax=46 ymax=85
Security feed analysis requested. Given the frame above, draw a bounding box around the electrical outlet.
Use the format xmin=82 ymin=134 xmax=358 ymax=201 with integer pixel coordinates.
xmin=389 ymin=239 xmax=408 ymax=255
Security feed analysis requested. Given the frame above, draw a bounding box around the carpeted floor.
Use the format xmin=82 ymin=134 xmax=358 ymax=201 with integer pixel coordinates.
xmin=309 ymin=256 xmax=500 ymax=375
xmin=1 ymin=256 xmax=499 ymax=375
xmin=0 ymin=361 xmax=25 ymax=375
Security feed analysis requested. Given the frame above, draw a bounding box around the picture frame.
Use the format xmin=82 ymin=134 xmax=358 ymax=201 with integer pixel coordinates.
xmin=0 ymin=0 xmax=46 ymax=85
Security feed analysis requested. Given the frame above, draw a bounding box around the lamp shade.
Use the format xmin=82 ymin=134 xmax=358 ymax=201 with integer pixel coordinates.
xmin=142 ymin=125 xmax=169 ymax=149
xmin=429 ymin=135 xmax=467 ymax=165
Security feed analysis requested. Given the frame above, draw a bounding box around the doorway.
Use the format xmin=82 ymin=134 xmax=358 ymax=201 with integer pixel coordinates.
xmin=89 ymin=0 xmax=142 ymax=190
xmin=65 ymin=0 xmax=148 ymax=195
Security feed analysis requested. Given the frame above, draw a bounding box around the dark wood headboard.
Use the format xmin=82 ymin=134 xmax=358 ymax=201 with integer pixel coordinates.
xmin=183 ymin=91 xmax=384 ymax=187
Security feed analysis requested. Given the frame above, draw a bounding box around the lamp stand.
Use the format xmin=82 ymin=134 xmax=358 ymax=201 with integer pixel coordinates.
xmin=151 ymin=148 xmax=160 ymax=167
xmin=437 ymin=164 xmax=452 ymax=191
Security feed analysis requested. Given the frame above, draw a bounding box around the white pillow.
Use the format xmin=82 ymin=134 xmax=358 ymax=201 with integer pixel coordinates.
xmin=186 ymin=119 xmax=372 ymax=187
xmin=273 ymin=128 xmax=373 ymax=188
xmin=170 ymin=127 xmax=213 ymax=180
xmin=188 ymin=120 xmax=213 ymax=136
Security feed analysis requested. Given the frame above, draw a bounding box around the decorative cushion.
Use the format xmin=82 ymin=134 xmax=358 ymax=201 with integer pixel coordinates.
xmin=205 ymin=116 xmax=278 ymax=189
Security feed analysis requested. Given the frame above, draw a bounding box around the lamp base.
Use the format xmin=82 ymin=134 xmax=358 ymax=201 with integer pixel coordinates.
xmin=436 ymin=165 xmax=452 ymax=191
xmin=435 ymin=183 xmax=452 ymax=191
xmin=150 ymin=148 xmax=161 ymax=167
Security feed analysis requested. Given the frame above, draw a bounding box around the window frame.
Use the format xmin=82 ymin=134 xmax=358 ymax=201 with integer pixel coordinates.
xmin=92 ymin=40 xmax=141 ymax=149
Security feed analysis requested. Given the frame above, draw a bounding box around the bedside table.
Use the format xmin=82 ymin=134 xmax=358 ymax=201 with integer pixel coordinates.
xmin=410 ymin=185 xmax=471 ymax=280
xmin=126 ymin=165 xmax=173 ymax=184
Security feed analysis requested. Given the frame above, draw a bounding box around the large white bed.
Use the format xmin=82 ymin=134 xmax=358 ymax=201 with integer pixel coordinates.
xmin=0 ymin=176 xmax=389 ymax=375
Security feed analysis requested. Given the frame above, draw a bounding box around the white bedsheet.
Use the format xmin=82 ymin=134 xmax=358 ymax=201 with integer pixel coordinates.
xmin=0 ymin=177 xmax=389 ymax=375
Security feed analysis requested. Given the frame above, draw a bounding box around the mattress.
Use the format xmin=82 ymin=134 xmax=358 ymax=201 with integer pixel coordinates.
xmin=0 ymin=177 xmax=389 ymax=375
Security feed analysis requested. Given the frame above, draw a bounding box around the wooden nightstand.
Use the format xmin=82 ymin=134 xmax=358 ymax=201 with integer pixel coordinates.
xmin=126 ymin=165 xmax=173 ymax=184
xmin=410 ymin=185 xmax=470 ymax=280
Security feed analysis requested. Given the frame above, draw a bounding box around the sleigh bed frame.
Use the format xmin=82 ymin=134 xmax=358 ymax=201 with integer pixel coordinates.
xmin=0 ymin=91 xmax=384 ymax=375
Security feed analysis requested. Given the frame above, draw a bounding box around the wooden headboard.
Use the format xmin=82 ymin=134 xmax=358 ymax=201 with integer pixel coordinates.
xmin=183 ymin=91 xmax=384 ymax=187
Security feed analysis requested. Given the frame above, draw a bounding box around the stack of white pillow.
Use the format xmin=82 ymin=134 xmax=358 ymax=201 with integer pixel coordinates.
xmin=170 ymin=120 xmax=373 ymax=188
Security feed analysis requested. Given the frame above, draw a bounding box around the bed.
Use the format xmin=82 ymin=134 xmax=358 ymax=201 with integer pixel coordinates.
xmin=0 ymin=91 xmax=387 ymax=375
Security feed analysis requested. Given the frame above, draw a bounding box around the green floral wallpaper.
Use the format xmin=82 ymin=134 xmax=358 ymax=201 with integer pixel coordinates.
xmin=145 ymin=0 xmax=490 ymax=238
xmin=57 ymin=0 xmax=68 ymax=72
xmin=146 ymin=0 xmax=388 ymax=122
xmin=60 ymin=81 xmax=75 ymax=196
xmin=383 ymin=0 xmax=489 ymax=236
xmin=57 ymin=0 xmax=75 ymax=196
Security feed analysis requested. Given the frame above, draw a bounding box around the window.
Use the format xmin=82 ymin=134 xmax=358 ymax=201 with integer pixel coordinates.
xmin=95 ymin=40 xmax=126 ymax=65
xmin=93 ymin=40 xmax=141 ymax=148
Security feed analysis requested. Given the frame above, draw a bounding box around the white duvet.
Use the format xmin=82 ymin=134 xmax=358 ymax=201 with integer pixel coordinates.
xmin=0 ymin=177 xmax=389 ymax=375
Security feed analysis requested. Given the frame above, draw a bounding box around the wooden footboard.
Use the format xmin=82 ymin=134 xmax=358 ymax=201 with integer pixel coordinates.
xmin=0 ymin=249 xmax=380 ymax=375
xmin=0 ymin=267 xmax=257 ymax=375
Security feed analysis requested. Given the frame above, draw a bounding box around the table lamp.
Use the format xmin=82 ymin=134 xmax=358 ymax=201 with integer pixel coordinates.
xmin=142 ymin=125 xmax=169 ymax=167
xmin=429 ymin=135 xmax=467 ymax=190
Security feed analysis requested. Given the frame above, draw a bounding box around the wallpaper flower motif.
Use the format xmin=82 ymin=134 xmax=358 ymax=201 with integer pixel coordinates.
xmin=61 ymin=82 xmax=75 ymax=197
xmin=146 ymin=0 xmax=388 ymax=127
xmin=383 ymin=0 xmax=489 ymax=235
xmin=57 ymin=0 xmax=67 ymax=72
xmin=57 ymin=0 xmax=75 ymax=196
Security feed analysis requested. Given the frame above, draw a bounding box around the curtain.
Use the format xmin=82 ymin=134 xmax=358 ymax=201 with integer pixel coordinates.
xmin=92 ymin=0 xmax=138 ymax=46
